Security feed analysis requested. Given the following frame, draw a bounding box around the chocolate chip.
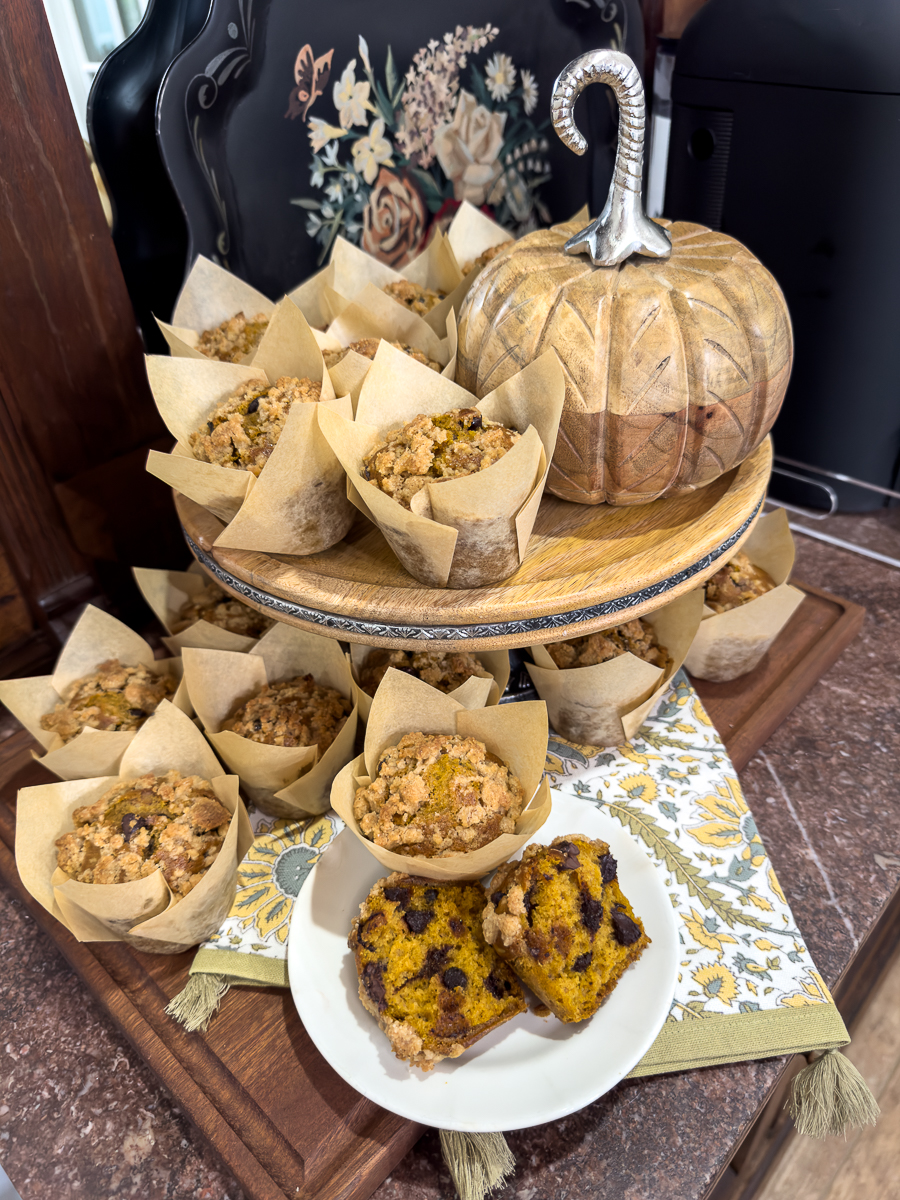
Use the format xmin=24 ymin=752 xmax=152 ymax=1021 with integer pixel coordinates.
xmin=612 ymin=910 xmax=642 ymax=946
xmin=253 ymin=718 xmax=263 ymax=732
xmin=572 ymin=952 xmax=593 ymax=973
xmin=246 ymin=397 xmax=259 ymax=414
xmin=580 ymin=889 xmax=603 ymax=937
xmin=423 ymin=889 xmax=438 ymax=903
xmin=448 ymin=917 xmax=465 ymax=937
xmin=362 ymin=961 xmax=387 ymax=1011
xmin=207 ymin=421 xmax=215 ymax=434
xmin=442 ymin=967 xmax=467 ymax=990
xmin=357 ymin=910 xmax=386 ymax=952
xmin=418 ymin=946 xmax=449 ymax=978
xmin=404 ymin=909 xmax=434 ymax=934
xmin=523 ymin=883 xmax=539 ymax=926
xmin=490 ymin=891 xmax=504 ymax=907
xmin=128 ymin=708 xmax=146 ymax=719
xmin=383 ymin=886 xmax=411 ymax=908
xmin=363 ymin=466 xmax=371 ymax=480
xmin=485 ymin=969 xmax=513 ymax=1000
xmin=554 ymin=841 xmax=581 ymax=870
xmin=121 ymin=814 xmax=152 ymax=842
xmin=599 ymin=853 xmax=618 ymax=884
xmin=469 ymin=413 xmax=482 ymax=430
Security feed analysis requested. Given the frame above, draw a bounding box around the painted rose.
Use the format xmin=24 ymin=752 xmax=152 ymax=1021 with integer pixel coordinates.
xmin=361 ymin=168 xmax=427 ymax=268
xmin=434 ymin=91 xmax=507 ymax=207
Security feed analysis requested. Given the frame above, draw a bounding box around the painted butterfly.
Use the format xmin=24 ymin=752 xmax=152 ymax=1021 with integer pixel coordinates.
xmin=285 ymin=44 xmax=334 ymax=121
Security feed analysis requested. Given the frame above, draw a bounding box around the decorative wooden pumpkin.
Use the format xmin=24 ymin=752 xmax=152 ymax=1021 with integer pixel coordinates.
xmin=457 ymin=50 xmax=792 ymax=506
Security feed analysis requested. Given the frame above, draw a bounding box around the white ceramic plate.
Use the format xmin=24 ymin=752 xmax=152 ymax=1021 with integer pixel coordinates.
xmin=287 ymin=791 xmax=678 ymax=1131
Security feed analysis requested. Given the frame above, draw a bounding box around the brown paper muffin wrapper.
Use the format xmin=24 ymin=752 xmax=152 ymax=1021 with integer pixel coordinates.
xmin=322 ymin=285 xmax=458 ymax=409
xmin=330 ymin=668 xmax=551 ymax=881
xmin=318 ymin=345 xmax=565 ymax=588
xmin=14 ymin=700 xmax=253 ymax=953
xmin=445 ymin=201 xmax=516 ymax=300
xmin=289 ymin=231 xmax=467 ymax=341
xmin=347 ymin=644 xmax=510 ymax=723
xmin=132 ymin=564 xmax=262 ymax=654
xmin=525 ymin=589 xmax=705 ymax=748
xmin=183 ymin=622 xmax=358 ymax=818
xmin=0 ymin=605 xmax=192 ymax=780
xmin=155 ymin=255 xmax=276 ymax=361
xmin=145 ymin=300 xmax=355 ymax=555
xmin=684 ymin=508 xmax=805 ymax=682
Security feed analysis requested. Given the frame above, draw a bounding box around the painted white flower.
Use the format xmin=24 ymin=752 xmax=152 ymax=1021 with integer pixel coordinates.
xmin=343 ymin=171 xmax=359 ymax=194
xmin=308 ymin=118 xmax=344 ymax=153
xmin=352 ymin=117 xmax=394 ymax=184
xmin=358 ymin=35 xmax=371 ymax=75
xmin=520 ymin=68 xmax=538 ymax=115
xmin=484 ymin=52 xmax=515 ymax=102
xmin=333 ymin=59 xmax=372 ymax=129
xmin=306 ymin=212 xmax=323 ymax=236
xmin=325 ymin=179 xmax=345 ymax=204
xmin=310 ymin=158 xmax=326 ymax=188
xmin=321 ymin=141 xmax=341 ymax=166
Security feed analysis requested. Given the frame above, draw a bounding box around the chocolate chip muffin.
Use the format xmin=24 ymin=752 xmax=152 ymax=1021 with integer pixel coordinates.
xmin=40 ymin=659 xmax=176 ymax=744
xmin=223 ymin=674 xmax=351 ymax=754
xmin=171 ymin=581 xmax=275 ymax=639
xmin=483 ymin=835 xmax=650 ymax=1023
xmin=461 ymin=240 xmax=512 ymax=276
xmin=349 ymin=872 xmax=525 ymax=1070
xmin=382 ymin=279 xmax=445 ymax=316
xmin=358 ymin=648 xmax=491 ymax=697
xmin=361 ymin=408 xmax=521 ymax=509
xmin=323 ymin=339 xmax=441 ymax=373
xmin=189 ymin=375 xmax=321 ymax=476
xmin=547 ymin=619 xmax=671 ymax=672
xmin=353 ymin=732 xmax=525 ymax=858
xmin=55 ymin=770 xmax=231 ymax=898
xmin=704 ymin=552 xmax=776 ymax=614
xmin=196 ymin=311 xmax=270 ymax=363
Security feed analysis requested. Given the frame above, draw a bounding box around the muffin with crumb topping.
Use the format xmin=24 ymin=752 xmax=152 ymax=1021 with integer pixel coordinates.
xmin=704 ymin=552 xmax=776 ymax=613
xmin=323 ymin=338 xmax=441 ymax=373
xmin=358 ymin=648 xmax=491 ymax=697
xmin=547 ymin=619 xmax=671 ymax=673
xmin=40 ymin=659 xmax=175 ymax=744
xmin=382 ymin=279 xmax=444 ymax=315
xmin=197 ymin=311 xmax=269 ymax=362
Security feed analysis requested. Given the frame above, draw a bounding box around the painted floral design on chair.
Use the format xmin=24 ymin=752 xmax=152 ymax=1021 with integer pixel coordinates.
xmin=287 ymin=26 xmax=552 ymax=265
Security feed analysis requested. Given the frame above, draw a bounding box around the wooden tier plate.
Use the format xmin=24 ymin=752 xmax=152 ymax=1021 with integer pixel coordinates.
xmin=177 ymin=439 xmax=772 ymax=650
xmin=0 ymin=580 xmax=864 ymax=1200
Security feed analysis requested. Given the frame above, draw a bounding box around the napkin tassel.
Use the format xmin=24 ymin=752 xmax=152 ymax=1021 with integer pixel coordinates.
xmin=787 ymin=1048 xmax=880 ymax=1138
xmin=439 ymin=1131 xmax=516 ymax=1200
xmin=165 ymin=973 xmax=231 ymax=1033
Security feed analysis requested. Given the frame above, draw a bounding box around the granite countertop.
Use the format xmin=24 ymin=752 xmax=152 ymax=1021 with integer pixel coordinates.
xmin=1 ymin=508 xmax=898 ymax=1200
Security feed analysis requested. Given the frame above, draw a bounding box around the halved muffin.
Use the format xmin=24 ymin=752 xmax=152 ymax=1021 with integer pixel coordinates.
xmin=483 ymin=834 xmax=650 ymax=1022
xmin=349 ymin=872 xmax=525 ymax=1070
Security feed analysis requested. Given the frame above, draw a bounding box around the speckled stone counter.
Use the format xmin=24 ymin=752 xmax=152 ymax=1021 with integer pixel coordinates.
xmin=1 ymin=509 xmax=898 ymax=1200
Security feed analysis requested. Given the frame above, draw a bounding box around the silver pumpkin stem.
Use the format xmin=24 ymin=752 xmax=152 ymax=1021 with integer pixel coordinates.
xmin=551 ymin=49 xmax=672 ymax=267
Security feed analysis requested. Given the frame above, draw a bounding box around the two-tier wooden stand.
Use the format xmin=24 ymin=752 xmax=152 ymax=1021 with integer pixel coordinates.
xmin=177 ymin=439 xmax=773 ymax=649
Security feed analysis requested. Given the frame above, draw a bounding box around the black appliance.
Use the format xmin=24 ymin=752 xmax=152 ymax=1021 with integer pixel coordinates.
xmin=663 ymin=0 xmax=900 ymax=510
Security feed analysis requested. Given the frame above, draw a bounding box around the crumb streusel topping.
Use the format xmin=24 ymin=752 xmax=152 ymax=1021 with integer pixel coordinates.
xmin=189 ymin=375 xmax=321 ymax=476
xmin=197 ymin=311 xmax=269 ymax=363
xmin=40 ymin=659 xmax=176 ymax=744
xmin=224 ymin=674 xmax=352 ymax=754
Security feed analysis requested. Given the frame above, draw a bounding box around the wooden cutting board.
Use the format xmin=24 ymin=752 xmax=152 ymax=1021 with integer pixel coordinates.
xmin=0 ymin=581 xmax=863 ymax=1200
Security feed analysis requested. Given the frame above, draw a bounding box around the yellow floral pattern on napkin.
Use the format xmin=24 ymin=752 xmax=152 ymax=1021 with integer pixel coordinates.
xmin=546 ymin=671 xmax=832 ymax=1022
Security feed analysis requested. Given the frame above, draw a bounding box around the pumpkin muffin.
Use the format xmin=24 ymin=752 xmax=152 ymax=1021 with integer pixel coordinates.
xmin=189 ymin=375 xmax=321 ymax=477
xmin=704 ymin=552 xmax=776 ymax=613
xmin=349 ymin=872 xmax=526 ymax=1070
xmin=224 ymin=674 xmax=351 ymax=755
xmin=323 ymin=339 xmax=441 ymax=373
xmin=40 ymin=659 xmax=176 ymax=744
xmin=461 ymin=240 xmax=512 ymax=276
xmin=483 ymin=834 xmax=650 ymax=1023
xmin=382 ymin=279 xmax=445 ymax=315
xmin=171 ymin=581 xmax=275 ymax=639
xmin=196 ymin=311 xmax=270 ymax=363
xmin=353 ymin=732 xmax=525 ymax=858
xmin=362 ymin=407 xmax=521 ymax=509
xmin=55 ymin=770 xmax=231 ymax=898
xmin=547 ymin=619 xmax=670 ymax=672
xmin=358 ymin=648 xmax=491 ymax=697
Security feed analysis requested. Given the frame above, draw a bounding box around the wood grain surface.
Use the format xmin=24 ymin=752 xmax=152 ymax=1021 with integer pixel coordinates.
xmin=0 ymin=579 xmax=863 ymax=1200
xmin=456 ymin=223 xmax=791 ymax=506
xmin=177 ymin=437 xmax=772 ymax=649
